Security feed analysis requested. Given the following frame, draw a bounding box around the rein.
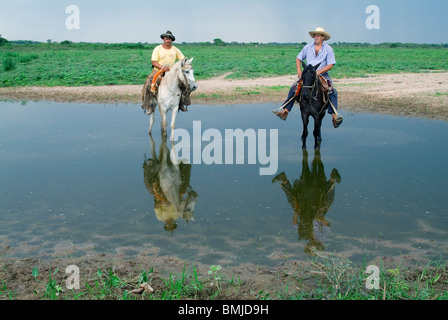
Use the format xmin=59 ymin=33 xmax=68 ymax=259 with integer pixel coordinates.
xmin=159 ymin=65 xmax=189 ymax=92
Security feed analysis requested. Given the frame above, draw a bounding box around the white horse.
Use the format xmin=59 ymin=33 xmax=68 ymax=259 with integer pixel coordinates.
xmin=148 ymin=57 xmax=197 ymax=140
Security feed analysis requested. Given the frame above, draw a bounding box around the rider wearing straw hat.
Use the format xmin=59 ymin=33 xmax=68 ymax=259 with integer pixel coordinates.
xmin=142 ymin=30 xmax=187 ymax=113
xmin=273 ymin=27 xmax=343 ymax=128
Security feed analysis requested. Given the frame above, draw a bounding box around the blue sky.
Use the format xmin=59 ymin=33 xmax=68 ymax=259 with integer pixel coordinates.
xmin=1 ymin=0 xmax=447 ymax=44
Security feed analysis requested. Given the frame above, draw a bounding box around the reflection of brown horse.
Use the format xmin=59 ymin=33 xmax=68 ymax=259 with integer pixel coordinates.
xmin=272 ymin=149 xmax=341 ymax=254
xmin=143 ymin=134 xmax=198 ymax=234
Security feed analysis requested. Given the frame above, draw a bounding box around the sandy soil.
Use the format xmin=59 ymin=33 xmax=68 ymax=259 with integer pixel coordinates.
xmin=1 ymin=72 xmax=448 ymax=300
xmin=1 ymin=71 xmax=447 ymax=120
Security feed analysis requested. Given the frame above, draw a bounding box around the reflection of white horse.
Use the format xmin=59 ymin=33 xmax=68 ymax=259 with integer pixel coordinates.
xmin=148 ymin=57 xmax=197 ymax=140
xmin=143 ymin=134 xmax=198 ymax=233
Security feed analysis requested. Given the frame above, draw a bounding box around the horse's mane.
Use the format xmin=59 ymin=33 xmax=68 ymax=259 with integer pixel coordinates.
xmin=160 ymin=58 xmax=192 ymax=107
xmin=162 ymin=60 xmax=184 ymax=87
xmin=302 ymin=63 xmax=317 ymax=78
xmin=171 ymin=58 xmax=192 ymax=71
xmin=171 ymin=59 xmax=182 ymax=71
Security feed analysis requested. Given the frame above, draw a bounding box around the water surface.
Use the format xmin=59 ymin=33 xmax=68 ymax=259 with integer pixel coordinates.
xmin=1 ymin=101 xmax=447 ymax=267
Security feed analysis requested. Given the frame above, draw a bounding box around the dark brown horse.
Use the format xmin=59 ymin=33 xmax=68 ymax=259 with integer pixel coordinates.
xmin=298 ymin=62 xmax=329 ymax=150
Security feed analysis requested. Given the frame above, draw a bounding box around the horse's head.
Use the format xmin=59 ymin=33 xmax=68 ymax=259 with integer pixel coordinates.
xmin=181 ymin=57 xmax=198 ymax=92
xmin=301 ymin=62 xmax=320 ymax=101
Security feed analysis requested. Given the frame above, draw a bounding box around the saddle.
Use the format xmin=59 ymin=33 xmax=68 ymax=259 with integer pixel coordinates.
xmin=293 ymin=75 xmax=333 ymax=98
xmin=318 ymin=75 xmax=333 ymax=95
xmin=150 ymin=69 xmax=166 ymax=94
xmin=142 ymin=68 xmax=191 ymax=112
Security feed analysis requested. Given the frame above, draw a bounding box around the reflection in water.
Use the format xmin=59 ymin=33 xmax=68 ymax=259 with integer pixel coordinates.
xmin=143 ymin=134 xmax=198 ymax=234
xmin=2 ymin=101 xmax=448 ymax=264
xmin=272 ymin=149 xmax=341 ymax=254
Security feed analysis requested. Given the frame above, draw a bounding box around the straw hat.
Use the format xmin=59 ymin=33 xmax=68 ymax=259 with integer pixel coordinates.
xmin=309 ymin=27 xmax=331 ymax=41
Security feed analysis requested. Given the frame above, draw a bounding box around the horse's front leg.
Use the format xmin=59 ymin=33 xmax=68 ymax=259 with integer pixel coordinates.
xmin=160 ymin=107 xmax=168 ymax=136
xmin=313 ymin=116 xmax=323 ymax=150
xmin=170 ymin=107 xmax=178 ymax=141
xmin=301 ymin=113 xmax=309 ymax=150
xmin=149 ymin=112 xmax=155 ymax=135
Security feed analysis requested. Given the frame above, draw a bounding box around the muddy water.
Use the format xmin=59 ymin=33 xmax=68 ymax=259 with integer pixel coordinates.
xmin=1 ymin=101 xmax=447 ymax=267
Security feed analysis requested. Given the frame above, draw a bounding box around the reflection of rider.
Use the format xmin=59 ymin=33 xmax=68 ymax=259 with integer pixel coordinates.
xmin=142 ymin=30 xmax=188 ymax=114
xmin=143 ymin=134 xmax=198 ymax=234
xmin=272 ymin=149 xmax=341 ymax=254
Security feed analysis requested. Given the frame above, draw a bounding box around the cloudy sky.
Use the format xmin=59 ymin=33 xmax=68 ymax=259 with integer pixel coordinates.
xmin=1 ymin=0 xmax=447 ymax=44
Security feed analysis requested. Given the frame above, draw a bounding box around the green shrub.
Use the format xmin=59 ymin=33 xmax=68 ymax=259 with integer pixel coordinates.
xmin=3 ymin=57 xmax=16 ymax=71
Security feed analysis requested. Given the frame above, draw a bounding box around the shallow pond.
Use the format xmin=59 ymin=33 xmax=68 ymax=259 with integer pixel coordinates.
xmin=1 ymin=101 xmax=447 ymax=267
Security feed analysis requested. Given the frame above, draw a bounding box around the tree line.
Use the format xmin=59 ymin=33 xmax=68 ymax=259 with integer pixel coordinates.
xmin=1 ymin=36 xmax=447 ymax=48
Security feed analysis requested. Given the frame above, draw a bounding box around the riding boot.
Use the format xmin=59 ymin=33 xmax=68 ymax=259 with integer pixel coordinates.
xmin=273 ymin=108 xmax=288 ymax=120
xmin=271 ymin=171 xmax=287 ymax=184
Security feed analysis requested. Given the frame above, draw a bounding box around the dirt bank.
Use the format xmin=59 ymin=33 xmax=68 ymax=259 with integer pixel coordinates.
xmin=1 ymin=71 xmax=447 ymax=120
xmin=1 ymin=249 xmax=445 ymax=300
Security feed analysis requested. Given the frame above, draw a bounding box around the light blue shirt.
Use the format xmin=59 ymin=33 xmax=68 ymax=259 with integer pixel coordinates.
xmin=297 ymin=42 xmax=336 ymax=80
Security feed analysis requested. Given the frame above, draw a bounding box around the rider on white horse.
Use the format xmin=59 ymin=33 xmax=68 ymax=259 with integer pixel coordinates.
xmin=142 ymin=30 xmax=188 ymax=113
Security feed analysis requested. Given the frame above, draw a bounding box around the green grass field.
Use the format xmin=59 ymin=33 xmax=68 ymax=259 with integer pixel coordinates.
xmin=1 ymin=42 xmax=447 ymax=87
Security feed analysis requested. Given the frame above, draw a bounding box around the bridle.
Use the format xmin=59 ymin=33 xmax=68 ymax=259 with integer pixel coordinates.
xmin=301 ymin=70 xmax=319 ymax=101
xmin=300 ymin=69 xmax=329 ymax=115
xmin=181 ymin=68 xmax=195 ymax=91
xmin=179 ymin=66 xmax=199 ymax=96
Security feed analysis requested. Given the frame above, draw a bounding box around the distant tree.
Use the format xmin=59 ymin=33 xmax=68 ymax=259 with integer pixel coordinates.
xmin=213 ymin=38 xmax=226 ymax=46
xmin=0 ymin=34 xmax=9 ymax=46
